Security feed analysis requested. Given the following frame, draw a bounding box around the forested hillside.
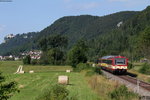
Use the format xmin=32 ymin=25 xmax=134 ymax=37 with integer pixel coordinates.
xmin=0 ymin=32 xmax=38 ymax=55
xmin=87 ymin=6 xmax=150 ymax=61
xmin=38 ymin=11 xmax=138 ymax=46
xmin=0 ymin=11 xmax=138 ymax=56
xmin=1 ymin=6 xmax=150 ymax=61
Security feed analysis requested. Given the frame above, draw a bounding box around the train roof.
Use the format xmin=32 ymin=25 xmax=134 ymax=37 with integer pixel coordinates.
xmin=101 ymin=55 xmax=126 ymax=59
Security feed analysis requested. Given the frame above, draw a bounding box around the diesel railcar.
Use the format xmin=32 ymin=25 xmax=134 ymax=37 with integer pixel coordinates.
xmin=98 ymin=55 xmax=128 ymax=74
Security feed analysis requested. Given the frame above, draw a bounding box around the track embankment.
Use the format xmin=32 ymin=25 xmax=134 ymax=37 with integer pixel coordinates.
xmin=102 ymin=70 xmax=150 ymax=97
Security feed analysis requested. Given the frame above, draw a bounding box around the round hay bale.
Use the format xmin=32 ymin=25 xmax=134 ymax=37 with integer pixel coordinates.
xmin=58 ymin=76 xmax=69 ymax=85
xmin=66 ymin=70 xmax=71 ymax=73
xmin=29 ymin=70 xmax=34 ymax=73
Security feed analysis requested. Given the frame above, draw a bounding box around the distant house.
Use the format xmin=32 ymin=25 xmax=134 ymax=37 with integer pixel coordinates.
xmin=140 ymin=58 xmax=149 ymax=63
xmin=0 ymin=56 xmax=3 ymax=60
xmin=21 ymin=50 xmax=42 ymax=60
xmin=14 ymin=57 xmax=19 ymax=61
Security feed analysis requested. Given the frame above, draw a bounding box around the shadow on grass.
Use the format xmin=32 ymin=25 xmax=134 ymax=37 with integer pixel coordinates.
xmin=126 ymin=72 xmax=137 ymax=77
xmin=67 ymin=83 xmax=75 ymax=86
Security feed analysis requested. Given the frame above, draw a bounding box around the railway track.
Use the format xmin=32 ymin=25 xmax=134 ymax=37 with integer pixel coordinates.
xmin=102 ymin=70 xmax=150 ymax=97
xmin=118 ymin=75 xmax=150 ymax=91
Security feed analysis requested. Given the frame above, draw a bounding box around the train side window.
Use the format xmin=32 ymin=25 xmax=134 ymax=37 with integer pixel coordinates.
xmin=107 ymin=60 xmax=112 ymax=64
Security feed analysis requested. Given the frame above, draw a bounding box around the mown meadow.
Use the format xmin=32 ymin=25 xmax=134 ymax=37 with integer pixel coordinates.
xmin=0 ymin=61 xmax=99 ymax=100
xmin=0 ymin=61 xmax=140 ymax=100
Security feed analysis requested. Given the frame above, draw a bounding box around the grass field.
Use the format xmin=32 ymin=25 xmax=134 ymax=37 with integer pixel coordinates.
xmin=0 ymin=61 xmax=99 ymax=100
xmin=129 ymin=62 xmax=150 ymax=82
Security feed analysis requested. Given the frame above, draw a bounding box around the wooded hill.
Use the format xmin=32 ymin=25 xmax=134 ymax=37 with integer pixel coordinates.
xmin=1 ymin=6 xmax=150 ymax=61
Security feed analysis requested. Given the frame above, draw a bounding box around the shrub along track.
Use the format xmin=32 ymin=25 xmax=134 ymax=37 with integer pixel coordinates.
xmin=102 ymin=70 xmax=150 ymax=97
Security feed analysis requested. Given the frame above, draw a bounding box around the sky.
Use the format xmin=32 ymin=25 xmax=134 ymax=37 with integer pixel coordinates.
xmin=0 ymin=0 xmax=150 ymax=43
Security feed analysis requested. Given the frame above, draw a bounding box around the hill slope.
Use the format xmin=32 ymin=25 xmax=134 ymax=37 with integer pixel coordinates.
xmin=87 ymin=6 xmax=150 ymax=61
xmin=0 ymin=11 xmax=138 ymax=55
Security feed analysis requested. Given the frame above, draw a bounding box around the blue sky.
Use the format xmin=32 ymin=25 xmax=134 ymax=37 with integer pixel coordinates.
xmin=0 ymin=0 xmax=150 ymax=43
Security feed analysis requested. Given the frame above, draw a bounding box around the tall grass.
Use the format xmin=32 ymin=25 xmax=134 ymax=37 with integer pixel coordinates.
xmin=139 ymin=63 xmax=150 ymax=75
xmin=108 ymin=85 xmax=138 ymax=100
xmin=36 ymin=84 xmax=75 ymax=100
xmin=86 ymin=75 xmax=139 ymax=100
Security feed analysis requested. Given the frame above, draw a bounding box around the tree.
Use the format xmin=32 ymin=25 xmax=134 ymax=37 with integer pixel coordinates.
xmin=139 ymin=27 xmax=150 ymax=59
xmin=39 ymin=35 xmax=68 ymax=65
xmin=0 ymin=72 xmax=19 ymax=100
xmin=47 ymin=34 xmax=68 ymax=49
xmin=47 ymin=48 xmax=64 ymax=65
xmin=67 ymin=40 xmax=88 ymax=68
xmin=23 ymin=55 xmax=31 ymax=64
xmin=39 ymin=37 xmax=48 ymax=51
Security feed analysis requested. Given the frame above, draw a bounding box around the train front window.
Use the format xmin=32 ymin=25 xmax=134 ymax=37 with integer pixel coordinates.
xmin=115 ymin=58 xmax=126 ymax=65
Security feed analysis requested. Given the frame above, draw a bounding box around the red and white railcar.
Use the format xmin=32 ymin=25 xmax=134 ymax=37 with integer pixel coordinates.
xmin=98 ymin=55 xmax=128 ymax=74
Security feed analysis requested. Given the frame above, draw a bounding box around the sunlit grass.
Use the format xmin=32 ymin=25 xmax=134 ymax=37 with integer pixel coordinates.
xmin=0 ymin=61 xmax=99 ymax=100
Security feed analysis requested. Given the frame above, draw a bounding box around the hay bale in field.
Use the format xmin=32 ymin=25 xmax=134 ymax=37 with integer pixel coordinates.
xmin=29 ymin=70 xmax=34 ymax=73
xmin=19 ymin=71 xmax=24 ymax=74
xmin=66 ymin=70 xmax=71 ymax=73
xmin=58 ymin=76 xmax=69 ymax=85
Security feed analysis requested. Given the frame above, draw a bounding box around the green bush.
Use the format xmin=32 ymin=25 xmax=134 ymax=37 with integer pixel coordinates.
xmin=31 ymin=59 xmax=37 ymax=65
xmin=85 ymin=66 xmax=102 ymax=76
xmin=128 ymin=62 xmax=134 ymax=69
xmin=36 ymin=84 xmax=77 ymax=100
xmin=0 ymin=72 xmax=19 ymax=100
xmin=139 ymin=63 xmax=150 ymax=75
xmin=75 ymin=63 xmax=90 ymax=72
xmin=94 ymin=67 xmax=102 ymax=75
xmin=109 ymin=85 xmax=138 ymax=100
xmin=85 ymin=70 xmax=96 ymax=76
xmin=23 ymin=55 xmax=31 ymax=65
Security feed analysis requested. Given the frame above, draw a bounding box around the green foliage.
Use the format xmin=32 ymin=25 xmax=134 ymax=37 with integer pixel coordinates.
xmin=39 ymin=37 xmax=48 ymax=51
xmin=0 ymin=32 xmax=38 ymax=56
xmin=23 ymin=55 xmax=31 ymax=65
xmin=47 ymin=34 xmax=68 ymax=49
xmin=31 ymin=59 xmax=38 ymax=65
xmin=39 ymin=35 xmax=68 ymax=65
xmin=109 ymin=85 xmax=138 ymax=100
xmin=85 ymin=70 xmax=96 ymax=76
xmin=94 ymin=67 xmax=102 ymax=74
xmin=0 ymin=11 xmax=137 ymax=56
xmin=1 ymin=6 xmax=150 ymax=61
xmin=128 ymin=62 xmax=134 ymax=69
xmin=138 ymin=27 xmax=150 ymax=59
xmin=67 ymin=40 xmax=88 ymax=68
xmin=39 ymin=34 xmax=68 ymax=51
xmin=75 ymin=63 xmax=90 ymax=72
xmin=39 ymin=48 xmax=65 ymax=65
xmin=0 ymin=72 xmax=19 ymax=100
xmin=36 ymin=84 xmax=77 ymax=100
xmin=139 ymin=63 xmax=150 ymax=75
xmin=47 ymin=48 xmax=64 ymax=65
xmin=39 ymin=52 xmax=50 ymax=65
xmin=85 ymin=67 xmax=102 ymax=76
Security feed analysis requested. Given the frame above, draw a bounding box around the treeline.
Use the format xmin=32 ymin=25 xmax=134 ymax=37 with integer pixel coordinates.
xmin=23 ymin=34 xmax=89 ymax=68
